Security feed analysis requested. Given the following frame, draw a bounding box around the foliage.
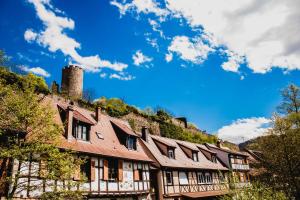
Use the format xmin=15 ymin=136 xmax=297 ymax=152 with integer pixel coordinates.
xmin=277 ymin=84 xmax=300 ymax=114
xmin=220 ymin=182 xmax=288 ymax=200
xmin=95 ymin=97 xmax=130 ymax=117
xmin=41 ymin=190 xmax=86 ymax=200
xmin=0 ymin=67 xmax=49 ymax=94
xmin=156 ymin=109 xmax=172 ymax=121
xmin=250 ymin=84 xmax=300 ymax=200
xmin=0 ymin=81 xmax=83 ymax=198
xmin=160 ymin=122 xmax=217 ymax=144
xmin=128 ymin=119 xmax=136 ymax=130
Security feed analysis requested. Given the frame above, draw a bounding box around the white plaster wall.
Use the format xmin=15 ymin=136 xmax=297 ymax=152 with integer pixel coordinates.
xmin=119 ymin=161 xmax=134 ymax=191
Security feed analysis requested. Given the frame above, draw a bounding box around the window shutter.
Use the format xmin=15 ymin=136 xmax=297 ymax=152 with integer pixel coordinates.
xmin=118 ymin=160 xmax=123 ymax=182
xmin=90 ymin=160 xmax=95 ymax=181
xmin=73 ymin=164 xmax=81 ymax=181
xmin=39 ymin=160 xmax=47 ymax=178
xmin=103 ymin=160 xmax=108 ymax=180
xmin=133 ymin=169 xmax=140 ymax=181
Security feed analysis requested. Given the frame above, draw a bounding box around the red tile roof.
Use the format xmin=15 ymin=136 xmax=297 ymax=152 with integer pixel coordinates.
xmin=110 ymin=120 xmax=137 ymax=136
xmin=142 ymin=135 xmax=228 ymax=170
xmin=45 ymin=96 xmax=153 ymax=163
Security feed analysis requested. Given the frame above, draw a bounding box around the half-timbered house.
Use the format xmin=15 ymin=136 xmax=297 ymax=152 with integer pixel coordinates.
xmin=140 ymin=129 xmax=230 ymax=200
xmin=205 ymin=142 xmax=251 ymax=188
xmin=8 ymin=96 xmax=154 ymax=199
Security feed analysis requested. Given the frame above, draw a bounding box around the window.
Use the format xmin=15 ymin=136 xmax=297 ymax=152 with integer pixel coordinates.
xmin=168 ymin=148 xmax=175 ymax=159
xmin=205 ymin=173 xmax=212 ymax=183
xmin=80 ymin=160 xmax=91 ymax=180
xmin=108 ymin=159 xmax=118 ymax=181
xmin=198 ymin=173 xmax=205 ymax=184
xmin=127 ymin=136 xmax=136 ymax=150
xmin=96 ymin=132 xmax=104 ymax=139
xmin=219 ymin=173 xmax=225 ymax=183
xmin=133 ymin=163 xmax=144 ymax=181
xmin=73 ymin=120 xmax=90 ymax=141
xmin=192 ymin=151 xmax=198 ymax=161
xmin=138 ymin=168 xmax=143 ymax=181
xmin=211 ymin=156 xmax=217 ymax=163
xmin=166 ymin=171 xmax=173 ymax=185
xmin=179 ymin=172 xmax=188 ymax=185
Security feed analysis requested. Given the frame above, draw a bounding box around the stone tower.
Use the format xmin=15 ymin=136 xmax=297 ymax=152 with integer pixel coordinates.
xmin=61 ymin=65 xmax=83 ymax=98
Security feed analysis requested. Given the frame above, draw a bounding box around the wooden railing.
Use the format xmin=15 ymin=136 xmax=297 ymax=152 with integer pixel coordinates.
xmin=231 ymin=163 xmax=250 ymax=170
xmin=174 ymin=183 xmax=229 ymax=194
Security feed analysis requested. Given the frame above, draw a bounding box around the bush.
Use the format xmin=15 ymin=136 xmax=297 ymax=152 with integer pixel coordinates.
xmin=0 ymin=67 xmax=49 ymax=94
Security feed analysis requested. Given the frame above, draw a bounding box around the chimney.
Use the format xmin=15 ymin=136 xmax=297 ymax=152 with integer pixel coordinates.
xmin=217 ymin=139 xmax=223 ymax=148
xmin=95 ymin=106 xmax=101 ymax=122
xmin=141 ymin=126 xmax=149 ymax=142
xmin=66 ymin=105 xmax=74 ymax=141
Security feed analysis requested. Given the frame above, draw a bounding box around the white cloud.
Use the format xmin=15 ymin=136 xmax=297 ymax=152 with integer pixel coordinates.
xmin=100 ymin=73 xmax=107 ymax=78
xmin=109 ymin=72 xmax=135 ymax=81
xmin=220 ymin=50 xmax=245 ymax=72
xmin=113 ymin=0 xmax=300 ymax=74
xmin=19 ymin=65 xmax=51 ymax=77
xmin=17 ymin=52 xmax=33 ymax=63
xmin=111 ymin=0 xmax=168 ymax=18
xmin=145 ymin=36 xmax=159 ymax=51
xmin=148 ymin=19 xmax=165 ymax=38
xmin=168 ymin=36 xmax=213 ymax=64
xmin=132 ymin=50 xmax=153 ymax=66
xmin=165 ymin=53 xmax=173 ymax=62
xmin=166 ymin=0 xmax=300 ymax=73
xmin=24 ymin=29 xmax=38 ymax=42
xmin=217 ymin=117 xmax=271 ymax=144
xmin=25 ymin=0 xmax=127 ymax=73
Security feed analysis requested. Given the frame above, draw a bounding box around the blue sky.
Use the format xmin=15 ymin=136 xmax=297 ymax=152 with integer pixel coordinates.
xmin=1 ymin=0 xmax=300 ymax=143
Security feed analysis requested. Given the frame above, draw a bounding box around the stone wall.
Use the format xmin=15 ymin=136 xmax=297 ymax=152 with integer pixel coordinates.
xmin=121 ymin=113 xmax=160 ymax=135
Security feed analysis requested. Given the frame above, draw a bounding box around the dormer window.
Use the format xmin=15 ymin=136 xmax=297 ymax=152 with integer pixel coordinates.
xmin=192 ymin=151 xmax=199 ymax=162
xmin=211 ymin=155 xmax=217 ymax=163
xmin=168 ymin=148 xmax=175 ymax=159
xmin=73 ymin=120 xmax=90 ymax=141
xmin=126 ymin=136 xmax=136 ymax=150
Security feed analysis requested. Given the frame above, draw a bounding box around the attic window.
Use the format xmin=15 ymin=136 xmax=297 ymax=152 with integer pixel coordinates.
xmin=192 ymin=151 xmax=199 ymax=162
xmin=211 ymin=155 xmax=217 ymax=163
xmin=168 ymin=148 xmax=175 ymax=159
xmin=126 ymin=136 xmax=137 ymax=150
xmin=96 ymin=132 xmax=104 ymax=140
xmin=72 ymin=120 xmax=90 ymax=141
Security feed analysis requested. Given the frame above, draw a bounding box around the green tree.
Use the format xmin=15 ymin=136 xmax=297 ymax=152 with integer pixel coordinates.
xmin=221 ymin=182 xmax=287 ymax=200
xmin=252 ymin=84 xmax=300 ymax=200
xmin=278 ymin=84 xmax=300 ymax=114
xmin=0 ymin=81 xmax=83 ymax=199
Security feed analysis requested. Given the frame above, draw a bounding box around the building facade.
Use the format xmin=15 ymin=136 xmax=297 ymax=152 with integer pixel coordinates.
xmin=205 ymin=142 xmax=251 ymax=188
xmin=140 ymin=131 xmax=230 ymax=200
xmin=7 ymin=96 xmax=153 ymax=199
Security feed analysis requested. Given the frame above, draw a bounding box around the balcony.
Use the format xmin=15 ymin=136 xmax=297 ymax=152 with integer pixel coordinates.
xmin=231 ymin=163 xmax=250 ymax=170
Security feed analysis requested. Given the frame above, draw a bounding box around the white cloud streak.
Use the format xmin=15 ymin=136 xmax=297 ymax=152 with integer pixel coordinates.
xmin=25 ymin=0 xmax=127 ymax=73
xmin=109 ymin=72 xmax=135 ymax=81
xmin=19 ymin=65 xmax=51 ymax=77
xmin=167 ymin=36 xmax=213 ymax=64
xmin=132 ymin=50 xmax=153 ymax=66
xmin=217 ymin=117 xmax=271 ymax=144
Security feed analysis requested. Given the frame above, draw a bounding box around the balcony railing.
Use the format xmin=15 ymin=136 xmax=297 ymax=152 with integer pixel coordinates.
xmin=177 ymin=183 xmax=229 ymax=194
xmin=231 ymin=163 xmax=250 ymax=170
